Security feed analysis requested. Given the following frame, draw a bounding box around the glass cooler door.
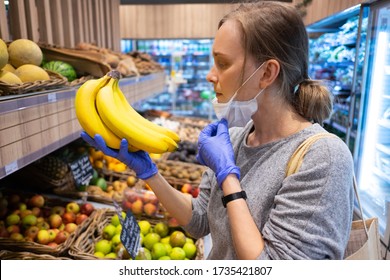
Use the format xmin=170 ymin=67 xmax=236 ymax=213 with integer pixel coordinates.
xmin=355 ymin=1 xmax=390 ymax=242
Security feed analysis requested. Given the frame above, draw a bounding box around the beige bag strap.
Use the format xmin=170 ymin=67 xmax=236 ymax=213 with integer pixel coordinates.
xmin=286 ymin=132 xmax=369 ymax=237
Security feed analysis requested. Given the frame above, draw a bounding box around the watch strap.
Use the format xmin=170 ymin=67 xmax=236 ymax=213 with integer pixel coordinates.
xmin=221 ymin=190 xmax=247 ymax=208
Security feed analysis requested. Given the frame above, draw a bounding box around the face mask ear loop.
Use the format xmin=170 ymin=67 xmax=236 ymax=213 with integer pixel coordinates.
xmin=233 ymin=61 xmax=266 ymax=100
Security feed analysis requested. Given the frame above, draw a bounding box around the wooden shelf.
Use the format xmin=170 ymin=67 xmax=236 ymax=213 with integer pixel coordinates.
xmin=0 ymin=72 xmax=166 ymax=180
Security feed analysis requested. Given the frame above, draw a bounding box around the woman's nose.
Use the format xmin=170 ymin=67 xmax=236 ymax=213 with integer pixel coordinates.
xmin=206 ymin=66 xmax=217 ymax=84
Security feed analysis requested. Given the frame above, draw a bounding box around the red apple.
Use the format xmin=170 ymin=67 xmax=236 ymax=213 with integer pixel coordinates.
xmin=50 ymin=206 xmax=65 ymax=216
xmin=0 ymin=226 xmax=10 ymax=238
xmin=124 ymin=190 xmax=138 ymax=203
xmin=143 ymin=203 xmax=157 ymax=217
xmin=20 ymin=209 xmax=33 ymax=219
xmin=75 ymin=214 xmax=88 ymax=225
xmin=65 ymin=202 xmax=80 ymax=214
xmin=28 ymin=195 xmax=45 ymax=208
xmin=167 ymin=217 xmax=180 ymax=228
xmin=24 ymin=226 xmax=39 ymax=240
xmin=48 ymin=214 xmax=63 ymax=229
xmin=64 ymin=223 xmax=77 ymax=234
xmin=122 ymin=200 xmax=132 ymax=210
xmin=7 ymin=224 xmax=20 ymax=234
xmin=131 ymin=199 xmax=143 ymax=215
xmin=80 ymin=203 xmax=94 ymax=216
xmin=54 ymin=230 xmax=69 ymax=244
xmin=62 ymin=211 xmax=76 ymax=224
xmin=47 ymin=242 xmax=58 ymax=248
xmin=31 ymin=207 xmax=42 ymax=217
xmin=191 ymin=187 xmax=200 ymax=198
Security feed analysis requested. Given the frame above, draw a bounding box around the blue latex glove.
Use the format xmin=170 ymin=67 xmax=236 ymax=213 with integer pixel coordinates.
xmin=80 ymin=132 xmax=158 ymax=180
xmin=196 ymin=119 xmax=240 ymax=188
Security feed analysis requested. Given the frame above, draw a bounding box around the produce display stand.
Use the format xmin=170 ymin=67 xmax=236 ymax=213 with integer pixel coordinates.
xmin=68 ymin=208 xmax=204 ymax=260
xmin=0 ymin=193 xmax=98 ymax=257
xmin=0 ymin=250 xmax=72 ymax=260
xmin=0 ymin=72 xmax=166 ymax=181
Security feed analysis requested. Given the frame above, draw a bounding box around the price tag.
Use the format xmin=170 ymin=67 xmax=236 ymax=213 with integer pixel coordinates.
xmin=68 ymin=154 xmax=94 ymax=187
xmin=47 ymin=93 xmax=57 ymax=103
xmin=113 ymin=200 xmax=141 ymax=259
xmin=5 ymin=161 xmax=18 ymax=175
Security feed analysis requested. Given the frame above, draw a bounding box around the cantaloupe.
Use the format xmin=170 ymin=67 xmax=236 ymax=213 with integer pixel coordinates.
xmin=0 ymin=39 xmax=9 ymax=70
xmin=15 ymin=64 xmax=50 ymax=82
xmin=8 ymin=39 xmax=43 ymax=68
xmin=0 ymin=70 xmax=22 ymax=85
xmin=2 ymin=63 xmax=15 ymax=73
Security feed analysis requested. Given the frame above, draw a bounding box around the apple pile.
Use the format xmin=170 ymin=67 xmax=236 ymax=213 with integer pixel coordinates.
xmin=0 ymin=192 xmax=95 ymax=248
xmin=121 ymin=188 xmax=161 ymax=218
xmin=93 ymin=213 xmax=197 ymax=260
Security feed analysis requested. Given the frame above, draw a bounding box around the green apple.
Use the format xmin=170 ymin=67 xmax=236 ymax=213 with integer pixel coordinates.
xmin=183 ymin=242 xmax=197 ymax=259
xmin=169 ymin=247 xmax=186 ymax=260
xmin=102 ymin=224 xmax=116 ymax=240
xmin=95 ymin=239 xmax=112 ymax=255
xmin=37 ymin=229 xmax=50 ymax=245
xmin=138 ymin=220 xmax=151 ymax=235
xmin=6 ymin=213 xmax=20 ymax=226
xmin=111 ymin=233 xmax=121 ymax=248
xmin=22 ymin=214 xmax=37 ymax=228
xmin=151 ymin=242 xmax=167 ymax=260
xmin=169 ymin=231 xmax=186 ymax=248
xmin=135 ymin=248 xmax=152 ymax=260
xmin=154 ymin=222 xmax=169 ymax=238
xmin=143 ymin=232 xmax=161 ymax=250
xmin=105 ymin=252 xmax=117 ymax=259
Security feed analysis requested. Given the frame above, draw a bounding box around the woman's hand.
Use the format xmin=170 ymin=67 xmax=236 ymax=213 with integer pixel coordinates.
xmin=81 ymin=132 xmax=158 ymax=180
xmin=196 ymin=119 xmax=240 ymax=188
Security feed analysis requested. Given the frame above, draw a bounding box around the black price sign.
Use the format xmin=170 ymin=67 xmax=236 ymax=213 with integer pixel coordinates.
xmin=113 ymin=201 xmax=141 ymax=260
xmin=69 ymin=154 xmax=94 ymax=187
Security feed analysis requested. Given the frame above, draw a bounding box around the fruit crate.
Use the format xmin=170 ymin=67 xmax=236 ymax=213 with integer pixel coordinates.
xmin=69 ymin=208 xmax=204 ymax=260
xmin=0 ymin=191 xmax=98 ymax=257
xmin=0 ymin=250 xmax=72 ymax=260
xmin=0 ymin=70 xmax=67 ymax=96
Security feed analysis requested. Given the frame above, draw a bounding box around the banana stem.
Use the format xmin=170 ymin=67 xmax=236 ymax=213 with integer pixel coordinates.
xmin=107 ymin=70 xmax=121 ymax=80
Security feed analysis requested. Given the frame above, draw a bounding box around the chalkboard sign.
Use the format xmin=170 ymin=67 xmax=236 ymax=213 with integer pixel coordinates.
xmin=68 ymin=153 xmax=94 ymax=187
xmin=113 ymin=200 xmax=141 ymax=259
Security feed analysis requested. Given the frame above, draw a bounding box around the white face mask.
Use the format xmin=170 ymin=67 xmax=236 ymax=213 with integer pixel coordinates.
xmin=212 ymin=62 xmax=265 ymax=128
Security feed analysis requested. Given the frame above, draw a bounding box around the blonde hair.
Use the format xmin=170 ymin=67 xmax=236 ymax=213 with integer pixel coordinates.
xmin=219 ymin=1 xmax=332 ymax=125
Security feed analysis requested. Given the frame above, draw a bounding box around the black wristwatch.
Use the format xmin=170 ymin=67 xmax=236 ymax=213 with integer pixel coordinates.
xmin=221 ymin=190 xmax=247 ymax=208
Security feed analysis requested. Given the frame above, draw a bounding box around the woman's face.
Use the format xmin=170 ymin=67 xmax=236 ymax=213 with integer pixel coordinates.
xmin=207 ymin=19 xmax=260 ymax=103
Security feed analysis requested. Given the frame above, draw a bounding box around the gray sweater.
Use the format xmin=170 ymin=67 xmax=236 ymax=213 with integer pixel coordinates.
xmin=184 ymin=122 xmax=354 ymax=259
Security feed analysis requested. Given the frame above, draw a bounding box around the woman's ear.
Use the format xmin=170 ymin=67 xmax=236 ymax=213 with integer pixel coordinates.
xmin=259 ymin=59 xmax=280 ymax=89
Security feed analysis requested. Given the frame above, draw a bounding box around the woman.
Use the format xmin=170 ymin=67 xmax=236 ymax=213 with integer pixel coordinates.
xmin=82 ymin=1 xmax=354 ymax=259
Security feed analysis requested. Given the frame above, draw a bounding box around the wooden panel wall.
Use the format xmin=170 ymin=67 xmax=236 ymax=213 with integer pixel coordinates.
xmin=120 ymin=4 xmax=237 ymax=39
xmin=119 ymin=0 xmax=367 ymax=39
xmin=0 ymin=0 xmax=121 ymax=51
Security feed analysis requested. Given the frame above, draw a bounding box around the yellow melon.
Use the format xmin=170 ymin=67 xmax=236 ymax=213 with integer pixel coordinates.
xmin=8 ymin=39 xmax=43 ymax=68
xmin=15 ymin=64 xmax=50 ymax=82
xmin=2 ymin=64 xmax=15 ymax=73
xmin=0 ymin=39 xmax=9 ymax=70
xmin=0 ymin=70 xmax=22 ymax=85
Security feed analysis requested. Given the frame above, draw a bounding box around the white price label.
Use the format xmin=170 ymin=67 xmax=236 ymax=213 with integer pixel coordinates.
xmin=48 ymin=93 xmax=57 ymax=102
xmin=5 ymin=161 xmax=18 ymax=175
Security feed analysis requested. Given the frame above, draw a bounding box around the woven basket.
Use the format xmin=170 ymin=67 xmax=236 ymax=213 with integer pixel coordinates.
xmin=0 ymin=250 xmax=72 ymax=260
xmin=0 ymin=70 xmax=67 ymax=96
xmin=69 ymin=208 xmax=203 ymax=260
xmin=0 ymin=194 xmax=98 ymax=257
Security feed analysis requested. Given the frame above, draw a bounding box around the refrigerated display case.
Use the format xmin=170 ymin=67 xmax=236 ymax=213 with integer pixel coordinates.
xmin=354 ymin=0 xmax=390 ymax=245
xmin=307 ymin=4 xmax=368 ymax=153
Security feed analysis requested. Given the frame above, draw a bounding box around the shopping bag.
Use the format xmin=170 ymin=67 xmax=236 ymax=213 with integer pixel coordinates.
xmin=344 ymin=217 xmax=382 ymax=259
xmin=286 ymin=133 xmax=382 ymax=260
xmin=344 ymin=177 xmax=382 ymax=260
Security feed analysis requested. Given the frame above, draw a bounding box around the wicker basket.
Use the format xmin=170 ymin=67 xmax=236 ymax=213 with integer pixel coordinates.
xmin=69 ymin=208 xmax=203 ymax=260
xmin=0 ymin=193 xmax=98 ymax=257
xmin=0 ymin=70 xmax=67 ymax=96
xmin=0 ymin=250 xmax=72 ymax=260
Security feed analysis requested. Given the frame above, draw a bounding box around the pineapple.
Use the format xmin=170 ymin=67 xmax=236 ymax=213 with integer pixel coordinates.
xmin=34 ymin=156 xmax=69 ymax=180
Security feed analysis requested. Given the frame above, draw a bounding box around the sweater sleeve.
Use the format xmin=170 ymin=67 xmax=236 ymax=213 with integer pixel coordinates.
xmin=259 ymin=137 xmax=354 ymax=259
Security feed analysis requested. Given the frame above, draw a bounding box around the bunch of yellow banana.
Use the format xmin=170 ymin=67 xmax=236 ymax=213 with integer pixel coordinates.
xmin=75 ymin=70 xmax=180 ymax=154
